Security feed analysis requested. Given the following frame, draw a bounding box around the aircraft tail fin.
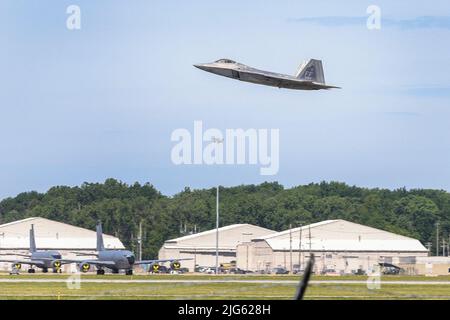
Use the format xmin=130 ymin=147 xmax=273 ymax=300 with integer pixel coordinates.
xmin=295 ymin=59 xmax=325 ymax=84
xmin=29 ymin=224 xmax=37 ymax=253
xmin=96 ymin=222 xmax=105 ymax=252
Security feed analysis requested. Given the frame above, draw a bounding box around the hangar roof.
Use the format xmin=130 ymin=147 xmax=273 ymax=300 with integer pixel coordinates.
xmin=0 ymin=217 xmax=124 ymax=250
xmin=163 ymin=224 xmax=275 ymax=250
xmin=254 ymin=219 xmax=428 ymax=252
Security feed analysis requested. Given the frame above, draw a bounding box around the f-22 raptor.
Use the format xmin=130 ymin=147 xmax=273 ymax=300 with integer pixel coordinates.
xmin=194 ymin=58 xmax=341 ymax=90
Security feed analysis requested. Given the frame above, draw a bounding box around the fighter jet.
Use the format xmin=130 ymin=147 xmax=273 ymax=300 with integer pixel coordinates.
xmin=0 ymin=224 xmax=69 ymax=273
xmin=73 ymin=223 xmax=191 ymax=275
xmin=194 ymin=58 xmax=340 ymax=90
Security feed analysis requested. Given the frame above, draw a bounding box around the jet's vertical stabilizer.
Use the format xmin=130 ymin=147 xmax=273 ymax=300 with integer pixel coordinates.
xmin=295 ymin=59 xmax=325 ymax=84
xmin=29 ymin=224 xmax=37 ymax=253
xmin=96 ymin=222 xmax=105 ymax=252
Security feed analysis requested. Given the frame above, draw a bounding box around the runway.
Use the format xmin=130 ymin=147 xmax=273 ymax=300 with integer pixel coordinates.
xmin=1 ymin=278 xmax=450 ymax=285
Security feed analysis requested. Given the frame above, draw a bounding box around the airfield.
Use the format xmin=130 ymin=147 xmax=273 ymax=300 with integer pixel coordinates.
xmin=1 ymin=273 xmax=450 ymax=300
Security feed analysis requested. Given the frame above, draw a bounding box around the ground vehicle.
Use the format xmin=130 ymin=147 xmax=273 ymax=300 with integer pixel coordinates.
xmin=204 ymin=267 xmax=217 ymax=274
xmin=177 ymin=267 xmax=189 ymax=274
xmin=292 ymin=264 xmax=304 ymax=274
xmin=195 ymin=266 xmax=207 ymax=273
xmin=229 ymin=268 xmax=246 ymax=274
xmin=270 ymin=267 xmax=289 ymax=275
xmin=321 ymin=268 xmax=340 ymax=276
xmin=9 ymin=267 xmax=20 ymax=275
xmin=353 ymin=268 xmax=366 ymax=275
xmin=379 ymin=263 xmax=402 ymax=275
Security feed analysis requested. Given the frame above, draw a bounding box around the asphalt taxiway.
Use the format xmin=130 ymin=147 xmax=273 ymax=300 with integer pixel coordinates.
xmin=1 ymin=278 xmax=450 ymax=285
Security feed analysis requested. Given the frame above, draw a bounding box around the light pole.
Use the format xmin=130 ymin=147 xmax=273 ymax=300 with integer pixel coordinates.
xmin=212 ymin=136 xmax=223 ymax=275
xmin=215 ymin=185 xmax=219 ymax=275
xmin=137 ymin=220 xmax=143 ymax=261
xmin=289 ymin=224 xmax=293 ymax=273
xmin=436 ymin=222 xmax=440 ymax=256
xmin=298 ymin=224 xmax=302 ymax=271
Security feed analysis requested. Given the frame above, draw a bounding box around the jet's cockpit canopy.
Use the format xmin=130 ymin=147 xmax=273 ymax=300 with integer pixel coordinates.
xmin=215 ymin=59 xmax=236 ymax=64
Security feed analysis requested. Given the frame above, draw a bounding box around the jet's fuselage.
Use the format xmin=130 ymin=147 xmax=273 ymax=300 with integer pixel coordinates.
xmin=98 ymin=250 xmax=135 ymax=270
xmin=27 ymin=250 xmax=62 ymax=269
xmin=194 ymin=59 xmax=340 ymax=90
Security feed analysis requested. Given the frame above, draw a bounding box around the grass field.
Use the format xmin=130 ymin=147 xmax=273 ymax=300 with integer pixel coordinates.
xmin=0 ymin=273 xmax=449 ymax=300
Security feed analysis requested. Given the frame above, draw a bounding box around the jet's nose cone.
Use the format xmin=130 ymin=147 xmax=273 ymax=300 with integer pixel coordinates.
xmin=193 ymin=64 xmax=204 ymax=69
xmin=193 ymin=63 xmax=211 ymax=71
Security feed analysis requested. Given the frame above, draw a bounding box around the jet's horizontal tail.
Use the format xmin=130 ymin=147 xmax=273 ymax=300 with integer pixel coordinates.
xmin=295 ymin=59 xmax=325 ymax=84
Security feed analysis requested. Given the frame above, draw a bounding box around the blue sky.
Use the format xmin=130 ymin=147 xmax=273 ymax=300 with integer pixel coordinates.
xmin=1 ymin=1 xmax=450 ymax=199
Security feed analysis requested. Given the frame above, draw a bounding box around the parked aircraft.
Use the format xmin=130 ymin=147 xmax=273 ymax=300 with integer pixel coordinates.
xmin=0 ymin=224 xmax=70 ymax=273
xmin=73 ymin=223 xmax=191 ymax=275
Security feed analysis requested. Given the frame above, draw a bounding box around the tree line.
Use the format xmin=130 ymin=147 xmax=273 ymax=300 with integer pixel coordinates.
xmin=0 ymin=179 xmax=449 ymax=258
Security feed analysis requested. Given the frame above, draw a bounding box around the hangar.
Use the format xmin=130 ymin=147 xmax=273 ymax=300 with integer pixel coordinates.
xmin=0 ymin=217 xmax=124 ymax=272
xmin=236 ymin=219 xmax=429 ymax=274
xmin=158 ymin=224 xmax=275 ymax=271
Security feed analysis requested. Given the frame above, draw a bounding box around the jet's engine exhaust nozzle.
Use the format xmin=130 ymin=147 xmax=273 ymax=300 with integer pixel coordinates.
xmin=150 ymin=263 xmax=160 ymax=273
xmin=170 ymin=261 xmax=181 ymax=270
xmin=79 ymin=262 xmax=91 ymax=273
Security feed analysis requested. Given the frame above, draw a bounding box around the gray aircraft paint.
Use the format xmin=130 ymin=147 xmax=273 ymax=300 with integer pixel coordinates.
xmin=194 ymin=58 xmax=340 ymax=90
xmin=76 ymin=223 xmax=191 ymax=275
xmin=75 ymin=223 xmax=136 ymax=273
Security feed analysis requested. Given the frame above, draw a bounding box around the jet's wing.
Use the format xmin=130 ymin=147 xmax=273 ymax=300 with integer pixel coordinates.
xmin=317 ymin=84 xmax=342 ymax=89
xmin=280 ymin=78 xmax=342 ymax=90
xmin=238 ymin=70 xmax=291 ymax=86
xmin=238 ymin=70 xmax=316 ymax=89
xmin=57 ymin=258 xmax=117 ymax=268
xmin=134 ymin=258 xmax=193 ymax=265
xmin=59 ymin=259 xmax=80 ymax=265
xmin=79 ymin=260 xmax=117 ymax=268
xmin=37 ymin=257 xmax=76 ymax=265
xmin=240 ymin=69 xmax=342 ymax=90
xmin=0 ymin=259 xmax=44 ymax=266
